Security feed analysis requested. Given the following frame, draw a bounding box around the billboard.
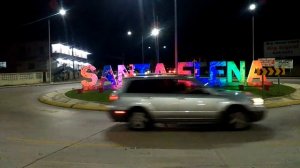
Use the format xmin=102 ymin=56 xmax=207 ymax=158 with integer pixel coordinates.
xmin=264 ymin=39 xmax=300 ymax=57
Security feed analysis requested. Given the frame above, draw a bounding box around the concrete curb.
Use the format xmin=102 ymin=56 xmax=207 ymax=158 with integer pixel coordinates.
xmin=265 ymin=100 xmax=300 ymax=108
xmin=38 ymin=91 xmax=108 ymax=111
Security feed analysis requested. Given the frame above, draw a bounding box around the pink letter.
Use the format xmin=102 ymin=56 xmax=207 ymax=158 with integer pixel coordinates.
xmin=154 ymin=63 xmax=167 ymax=74
xmin=178 ymin=62 xmax=193 ymax=75
xmin=117 ymin=65 xmax=129 ymax=87
xmin=81 ymin=65 xmax=98 ymax=91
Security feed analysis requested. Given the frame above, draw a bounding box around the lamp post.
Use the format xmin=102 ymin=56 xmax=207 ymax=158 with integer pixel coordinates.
xmin=23 ymin=8 xmax=67 ymax=83
xmin=48 ymin=8 xmax=66 ymax=83
xmin=249 ymin=3 xmax=256 ymax=61
xmin=174 ymin=0 xmax=178 ymax=74
xmin=151 ymin=27 xmax=160 ymax=63
xmin=71 ymin=45 xmax=75 ymax=80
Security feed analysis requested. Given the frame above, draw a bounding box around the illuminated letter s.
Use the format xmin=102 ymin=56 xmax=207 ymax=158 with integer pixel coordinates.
xmin=81 ymin=65 xmax=98 ymax=91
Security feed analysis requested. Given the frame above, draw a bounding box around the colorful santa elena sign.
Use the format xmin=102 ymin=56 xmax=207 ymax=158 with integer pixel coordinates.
xmin=80 ymin=60 xmax=273 ymax=91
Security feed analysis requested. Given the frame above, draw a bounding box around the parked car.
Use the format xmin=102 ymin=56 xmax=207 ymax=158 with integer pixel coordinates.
xmin=107 ymin=75 xmax=266 ymax=131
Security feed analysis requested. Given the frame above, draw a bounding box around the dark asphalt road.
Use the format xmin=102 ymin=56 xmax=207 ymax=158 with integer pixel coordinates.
xmin=1 ymin=83 xmax=300 ymax=168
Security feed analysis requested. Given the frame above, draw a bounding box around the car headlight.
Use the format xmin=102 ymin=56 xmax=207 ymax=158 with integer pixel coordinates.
xmin=251 ymin=98 xmax=264 ymax=106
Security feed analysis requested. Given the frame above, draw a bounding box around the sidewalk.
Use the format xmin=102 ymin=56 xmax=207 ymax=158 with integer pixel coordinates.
xmin=38 ymin=83 xmax=300 ymax=111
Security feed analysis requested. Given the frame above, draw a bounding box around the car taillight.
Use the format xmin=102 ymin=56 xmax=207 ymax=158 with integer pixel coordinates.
xmin=114 ymin=111 xmax=126 ymax=114
xmin=109 ymin=94 xmax=119 ymax=101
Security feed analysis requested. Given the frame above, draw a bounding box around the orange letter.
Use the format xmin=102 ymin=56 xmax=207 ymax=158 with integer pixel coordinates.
xmin=247 ymin=60 xmax=272 ymax=86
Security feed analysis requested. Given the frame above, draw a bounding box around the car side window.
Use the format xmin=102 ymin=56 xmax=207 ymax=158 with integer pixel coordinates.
xmin=126 ymin=80 xmax=151 ymax=93
xmin=175 ymin=79 xmax=210 ymax=95
xmin=156 ymin=79 xmax=178 ymax=93
xmin=126 ymin=79 xmax=172 ymax=93
xmin=187 ymin=87 xmax=210 ymax=95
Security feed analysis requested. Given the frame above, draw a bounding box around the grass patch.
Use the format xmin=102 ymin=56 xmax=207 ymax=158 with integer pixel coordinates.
xmin=65 ymin=84 xmax=296 ymax=102
xmin=224 ymin=84 xmax=296 ymax=98
xmin=65 ymin=89 xmax=113 ymax=102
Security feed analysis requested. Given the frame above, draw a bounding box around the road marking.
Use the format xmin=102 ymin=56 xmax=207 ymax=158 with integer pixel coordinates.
xmin=7 ymin=137 xmax=122 ymax=148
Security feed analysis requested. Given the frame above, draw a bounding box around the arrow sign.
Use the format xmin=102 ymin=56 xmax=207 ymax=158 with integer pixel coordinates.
xmin=267 ymin=67 xmax=274 ymax=75
xmin=275 ymin=68 xmax=285 ymax=75
xmin=256 ymin=68 xmax=285 ymax=76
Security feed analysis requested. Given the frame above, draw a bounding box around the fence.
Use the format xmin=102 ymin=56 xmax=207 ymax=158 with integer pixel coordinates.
xmin=0 ymin=72 xmax=45 ymax=86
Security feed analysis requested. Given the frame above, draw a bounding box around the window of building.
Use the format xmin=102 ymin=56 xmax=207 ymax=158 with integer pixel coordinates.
xmin=0 ymin=62 xmax=7 ymax=68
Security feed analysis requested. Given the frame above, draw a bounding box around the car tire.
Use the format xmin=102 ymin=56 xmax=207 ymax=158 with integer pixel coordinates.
xmin=224 ymin=109 xmax=250 ymax=131
xmin=128 ymin=111 xmax=152 ymax=131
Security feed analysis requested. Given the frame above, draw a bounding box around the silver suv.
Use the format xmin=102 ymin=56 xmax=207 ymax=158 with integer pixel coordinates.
xmin=108 ymin=75 xmax=266 ymax=130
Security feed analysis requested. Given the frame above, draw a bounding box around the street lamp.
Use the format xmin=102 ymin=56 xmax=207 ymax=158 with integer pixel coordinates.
xmin=59 ymin=8 xmax=66 ymax=16
xmin=174 ymin=0 xmax=178 ymax=74
xmin=151 ymin=27 xmax=160 ymax=63
xmin=127 ymin=30 xmax=132 ymax=36
xmin=249 ymin=3 xmax=256 ymax=61
xmin=151 ymin=28 xmax=160 ymax=36
xmin=48 ymin=8 xmax=66 ymax=83
xmin=23 ymin=8 xmax=67 ymax=83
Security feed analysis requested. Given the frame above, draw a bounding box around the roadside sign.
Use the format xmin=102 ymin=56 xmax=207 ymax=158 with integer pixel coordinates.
xmin=256 ymin=67 xmax=285 ymax=76
xmin=275 ymin=59 xmax=293 ymax=69
xmin=258 ymin=58 xmax=275 ymax=67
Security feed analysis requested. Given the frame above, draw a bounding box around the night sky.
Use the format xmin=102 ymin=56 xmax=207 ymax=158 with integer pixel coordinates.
xmin=1 ymin=0 xmax=299 ymax=69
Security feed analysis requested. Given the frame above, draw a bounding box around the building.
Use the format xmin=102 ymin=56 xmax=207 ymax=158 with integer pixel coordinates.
xmin=0 ymin=41 xmax=91 ymax=82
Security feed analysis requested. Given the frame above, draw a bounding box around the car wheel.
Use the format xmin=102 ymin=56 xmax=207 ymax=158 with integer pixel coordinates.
xmin=128 ymin=112 xmax=152 ymax=131
xmin=225 ymin=110 xmax=250 ymax=130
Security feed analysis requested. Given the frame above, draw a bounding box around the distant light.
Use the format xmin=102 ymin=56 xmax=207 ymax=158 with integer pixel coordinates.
xmin=151 ymin=28 xmax=160 ymax=36
xmin=249 ymin=3 xmax=256 ymax=11
xmin=148 ymin=46 xmax=151 ymax=49
xmin=163 ymin=46 xmax=167 ymax=49
xmin=59 ymin=8 xmax=66 ymax=16
xmin=127 ymin=31 xmax=132 ymax=36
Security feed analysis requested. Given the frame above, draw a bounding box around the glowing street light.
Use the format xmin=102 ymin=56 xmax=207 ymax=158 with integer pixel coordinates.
xmin=249 ymin=3 xmax=256 ymax=11
xmin=59 ymin=8 xmax=67 ymax=16
xmin=151 ymin=28 xmax=160 ymax=36
xmin=127 ymin=30 xmax=132 ymax=36
xmin=249 ymin=3 xmax=256 ymax=61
